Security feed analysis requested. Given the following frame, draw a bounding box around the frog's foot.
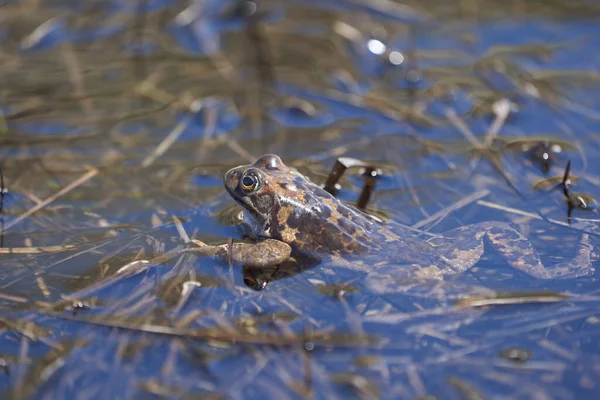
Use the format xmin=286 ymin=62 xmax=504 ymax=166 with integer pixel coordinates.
xmin=444 ymin=222 xmax=594 ymax=280
xmin=484 ymin=224 xmax=594 ymax=280
xmin=542 ymin=233 xmax=594 ymax=279
xmin=430 ymin=222 xmax=594 ymax=280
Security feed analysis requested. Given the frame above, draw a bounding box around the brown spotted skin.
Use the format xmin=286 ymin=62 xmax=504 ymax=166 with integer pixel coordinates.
xmin=224 ymin=155 xmax=594 ymax=289
xmin=224 ymin=154 xmax=397 ymax=259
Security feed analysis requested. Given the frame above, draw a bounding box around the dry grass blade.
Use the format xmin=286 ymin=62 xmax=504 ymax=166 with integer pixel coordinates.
xmin=476 ymin=200 xmax=600 ymax=232
xmin=0 ymin=245 xmax=77 ymax=254
xmin=141 ymin=108 xmax=199 ymax=167
xmin=4 ymin=168 xmax=99 ymax=231
xmin=1 ymin=2 xmax=600 ymax=399
xmin=455 ymin=292 xmax=570 ymax=308
xmin=46 ymin=313 xmax=379 ymax=348
xmin=447 ymin=376 xmax=484 ymax=400
xmin=412 ymin=189 xmax=490 ymax=230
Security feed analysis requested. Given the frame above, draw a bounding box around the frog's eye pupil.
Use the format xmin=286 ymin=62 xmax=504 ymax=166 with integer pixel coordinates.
xmin=242 ymin=176 xmax=255 ymax=187
xmin=241 ymin=174 xmax=258 ymax=192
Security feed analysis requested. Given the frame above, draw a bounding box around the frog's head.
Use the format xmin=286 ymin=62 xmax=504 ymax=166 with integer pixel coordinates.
xmin=224 ymin=154 xmax=378 ymax=256
xmin=224 ymin=154 xmax=306 ymax=241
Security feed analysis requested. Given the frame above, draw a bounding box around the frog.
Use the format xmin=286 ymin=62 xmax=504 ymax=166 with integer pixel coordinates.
xmin=223 ymin=154 xmax=594 ymax=292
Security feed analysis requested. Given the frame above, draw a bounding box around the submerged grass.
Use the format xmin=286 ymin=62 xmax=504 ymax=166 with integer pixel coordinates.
xmin=1 ymin=0 xmax=600 ymax=398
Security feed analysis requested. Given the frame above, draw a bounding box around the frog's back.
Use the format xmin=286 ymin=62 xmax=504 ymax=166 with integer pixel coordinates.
xmin=272 ymin=174 xmax=393 ymax=258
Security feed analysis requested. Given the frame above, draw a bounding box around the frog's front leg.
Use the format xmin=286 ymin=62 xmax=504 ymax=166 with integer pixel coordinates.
xmin=188 ymin=239 xmax=292 ymax=268
xmin=429 ymin=222 xmax=594 ymax=279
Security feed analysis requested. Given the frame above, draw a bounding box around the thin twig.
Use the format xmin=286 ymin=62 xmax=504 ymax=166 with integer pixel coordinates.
xmin=412 ymin=189 xmax=490 ymax=230
xmin=476 ymin=200 xmax=571 ymax=228
xmin=141 ymin=108 xmax=199 ymax=167
xmin=445 ymin=108 xmax=482 ymax=148
xmin=3 ymin=168 xmax=99 ymax=231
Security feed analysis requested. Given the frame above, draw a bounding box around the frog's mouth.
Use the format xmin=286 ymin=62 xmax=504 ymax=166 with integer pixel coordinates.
xmin=223 ymin=167 xmax=242 ymax=192
xmin=242 ymin=209 xmax=271 ymax=238
xmin=223 ymin=173 xmax=248 ymax=210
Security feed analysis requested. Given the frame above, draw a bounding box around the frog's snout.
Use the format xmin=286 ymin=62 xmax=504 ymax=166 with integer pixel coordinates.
xmin=223 ymin=167 xmax=242 ymax=195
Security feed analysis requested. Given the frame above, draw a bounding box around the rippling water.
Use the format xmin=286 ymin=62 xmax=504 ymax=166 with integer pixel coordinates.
xmin=1 ymin=1 xmax=600 ymax=399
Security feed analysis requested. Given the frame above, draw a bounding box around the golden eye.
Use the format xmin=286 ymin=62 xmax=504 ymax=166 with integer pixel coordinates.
xmin=241 ymin=173 xmax=258 ymax=192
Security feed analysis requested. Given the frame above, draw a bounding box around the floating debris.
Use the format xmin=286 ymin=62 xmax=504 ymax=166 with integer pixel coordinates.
xmin=499 ymin=347 xmax=533 ymax=364
xmin=317 ymin=283 xmax=359 ymax=298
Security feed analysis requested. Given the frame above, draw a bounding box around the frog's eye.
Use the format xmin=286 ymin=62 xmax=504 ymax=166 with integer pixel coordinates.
xmin=240 ymin=172 xmax=259 ymax=192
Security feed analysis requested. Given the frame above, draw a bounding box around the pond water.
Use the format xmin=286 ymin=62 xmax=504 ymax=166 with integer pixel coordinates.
xmin=1 ymin=0 xmax=600 ymax=399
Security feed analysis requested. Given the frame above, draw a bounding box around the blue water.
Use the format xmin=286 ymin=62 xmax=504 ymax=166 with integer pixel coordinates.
xmin=1 ymin=0 xmax=600 ymax=399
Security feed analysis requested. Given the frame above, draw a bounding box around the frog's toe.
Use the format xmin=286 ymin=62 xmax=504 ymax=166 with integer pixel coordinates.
xmin=552 ymin=264 xmax=595 ymax=279
xmin=230 ymin=239 xmax=292 ymax=268
xmin=573 ymin=265 xmax=595 ymax=278
xmin=548 ymin=233 xmax=595 ymax=280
